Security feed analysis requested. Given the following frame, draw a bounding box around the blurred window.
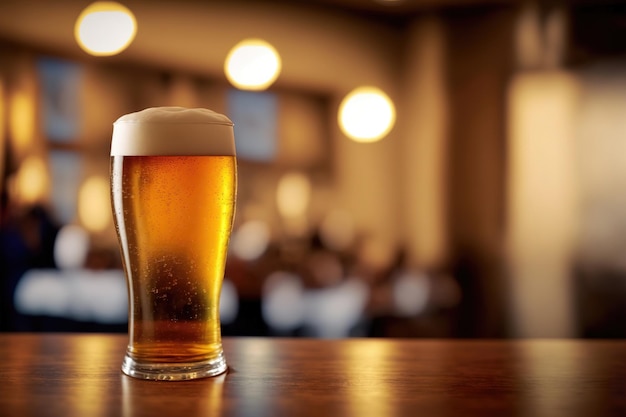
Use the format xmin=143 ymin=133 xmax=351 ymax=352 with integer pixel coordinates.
xmin=37 ymin=57 xmax=82 ymax=143
xmin=227 ymin=89 xmax=277 ymax=162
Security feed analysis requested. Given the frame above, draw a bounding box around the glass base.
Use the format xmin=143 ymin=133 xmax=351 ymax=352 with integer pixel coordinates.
xmin=121 ymin=351 xmax=227 ymax=381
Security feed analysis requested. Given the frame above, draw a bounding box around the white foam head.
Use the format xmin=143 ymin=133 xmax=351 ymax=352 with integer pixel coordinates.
xmin=111 ymin=107 xmax=236 ymax=156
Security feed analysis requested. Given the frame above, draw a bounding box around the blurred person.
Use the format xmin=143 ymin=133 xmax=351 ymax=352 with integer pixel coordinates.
xmin=0 ymin=195 xmax=59 ymax=331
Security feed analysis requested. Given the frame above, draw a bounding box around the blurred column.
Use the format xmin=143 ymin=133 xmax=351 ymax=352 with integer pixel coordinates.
xmin=400 ymin=16 xmax=448 ymax=268
xmin=506 ymin=3 xmax=580 ymax=337
xmin=0 ymin=75 xmax=6 ymax=198
xmin=333 ymin=108 xmax=400 ymax=252
xmin=445 ymin=8 xmax=516 ymax=336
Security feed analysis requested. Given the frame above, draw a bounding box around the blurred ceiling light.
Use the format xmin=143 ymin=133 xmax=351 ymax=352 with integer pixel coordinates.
xmin=225 ymin=38 xmax=282 ymax=91
xmin=78 ymin=176 xmax=111 ymax=232
xmin=15 ymin=156 xmax=48 ymax=204
xmin=74 ymin=1 xmax=137 ymax=56
xmin=276 ymin=171 xmax=311 ymax=219
xmin=339 ymin=86 xmax=396 ymax=143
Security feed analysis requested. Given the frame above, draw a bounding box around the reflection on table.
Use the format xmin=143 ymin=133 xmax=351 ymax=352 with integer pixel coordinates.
xmin=0 ymin=334 xmax=624 ymax=417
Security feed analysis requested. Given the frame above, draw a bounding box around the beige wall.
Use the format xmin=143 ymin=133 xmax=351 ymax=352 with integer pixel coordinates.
xmin=399 ymin=16 xmax=449 ymax=269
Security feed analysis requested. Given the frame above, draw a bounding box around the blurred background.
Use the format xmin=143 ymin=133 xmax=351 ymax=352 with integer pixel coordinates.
xmin=0 ymin=0 xmax=625 ymax=338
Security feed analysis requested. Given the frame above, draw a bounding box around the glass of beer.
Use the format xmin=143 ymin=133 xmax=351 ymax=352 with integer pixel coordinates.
xmin=110 ymin=107 xmax=237 ymax=380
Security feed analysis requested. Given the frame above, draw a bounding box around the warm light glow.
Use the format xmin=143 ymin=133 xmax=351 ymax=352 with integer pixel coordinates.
xmin=276 ymin=171 xmax=311 ymax=218
xmin=232 ymin=220 xmax=271 ymax=261
xmin=519 ymin=342 xmax=584 ymax=416
xmin=339 ymin=86 xmax=396 ymax=143
xmin=9 ymin=90 xmax=35 ymax=156
xmin=74 ymin=1 xmax=137 ymax=56
xmin=225 ymin=39 xmax=282 ymax=91
xmin=15 ymin=156 xmax=48 ymax=204
xmin=345 ymin=341 xmax=394 ymax=416
xmin=78 ymin=176 xmax=111 ymax=232
xmin=507 ymin=71 xmax=579 ymax=337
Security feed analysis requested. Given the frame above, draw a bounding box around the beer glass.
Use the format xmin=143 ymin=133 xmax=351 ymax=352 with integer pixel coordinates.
xmin=110 ymin=107 xmax=237 ymax=380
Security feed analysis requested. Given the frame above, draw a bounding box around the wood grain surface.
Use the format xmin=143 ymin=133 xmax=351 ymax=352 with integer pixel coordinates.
xmin=0 ymin=334 xmax=624 ymax=417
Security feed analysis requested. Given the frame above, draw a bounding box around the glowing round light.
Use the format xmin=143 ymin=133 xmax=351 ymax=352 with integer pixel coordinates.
xmin=231 ymin=220 xmax=271 ymax=261
xmin=9 ymin=91 xmax=35 ymax=156
xmin=15 ymin=156 xmax=48 ymax=204
xmin=276 ymin=171 xmax=311 ymax=219
xmin=78 ymin=176 xmax=111 ymax=232
xmin=74 ymin=1 xmax=137 ymax=56
xmin=225 ymin=39 xmax=282 ymax=91
xmin=339 ymin=86 xmax=396 ymax=143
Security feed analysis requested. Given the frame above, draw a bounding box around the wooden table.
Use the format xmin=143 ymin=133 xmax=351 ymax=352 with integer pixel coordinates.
xmin=0 ymin=334 xmax=624 ymax=417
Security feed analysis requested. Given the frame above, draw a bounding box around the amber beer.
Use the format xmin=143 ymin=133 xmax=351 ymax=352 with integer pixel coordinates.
xmin=110 ymin=107 xmax=236 ymax=380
